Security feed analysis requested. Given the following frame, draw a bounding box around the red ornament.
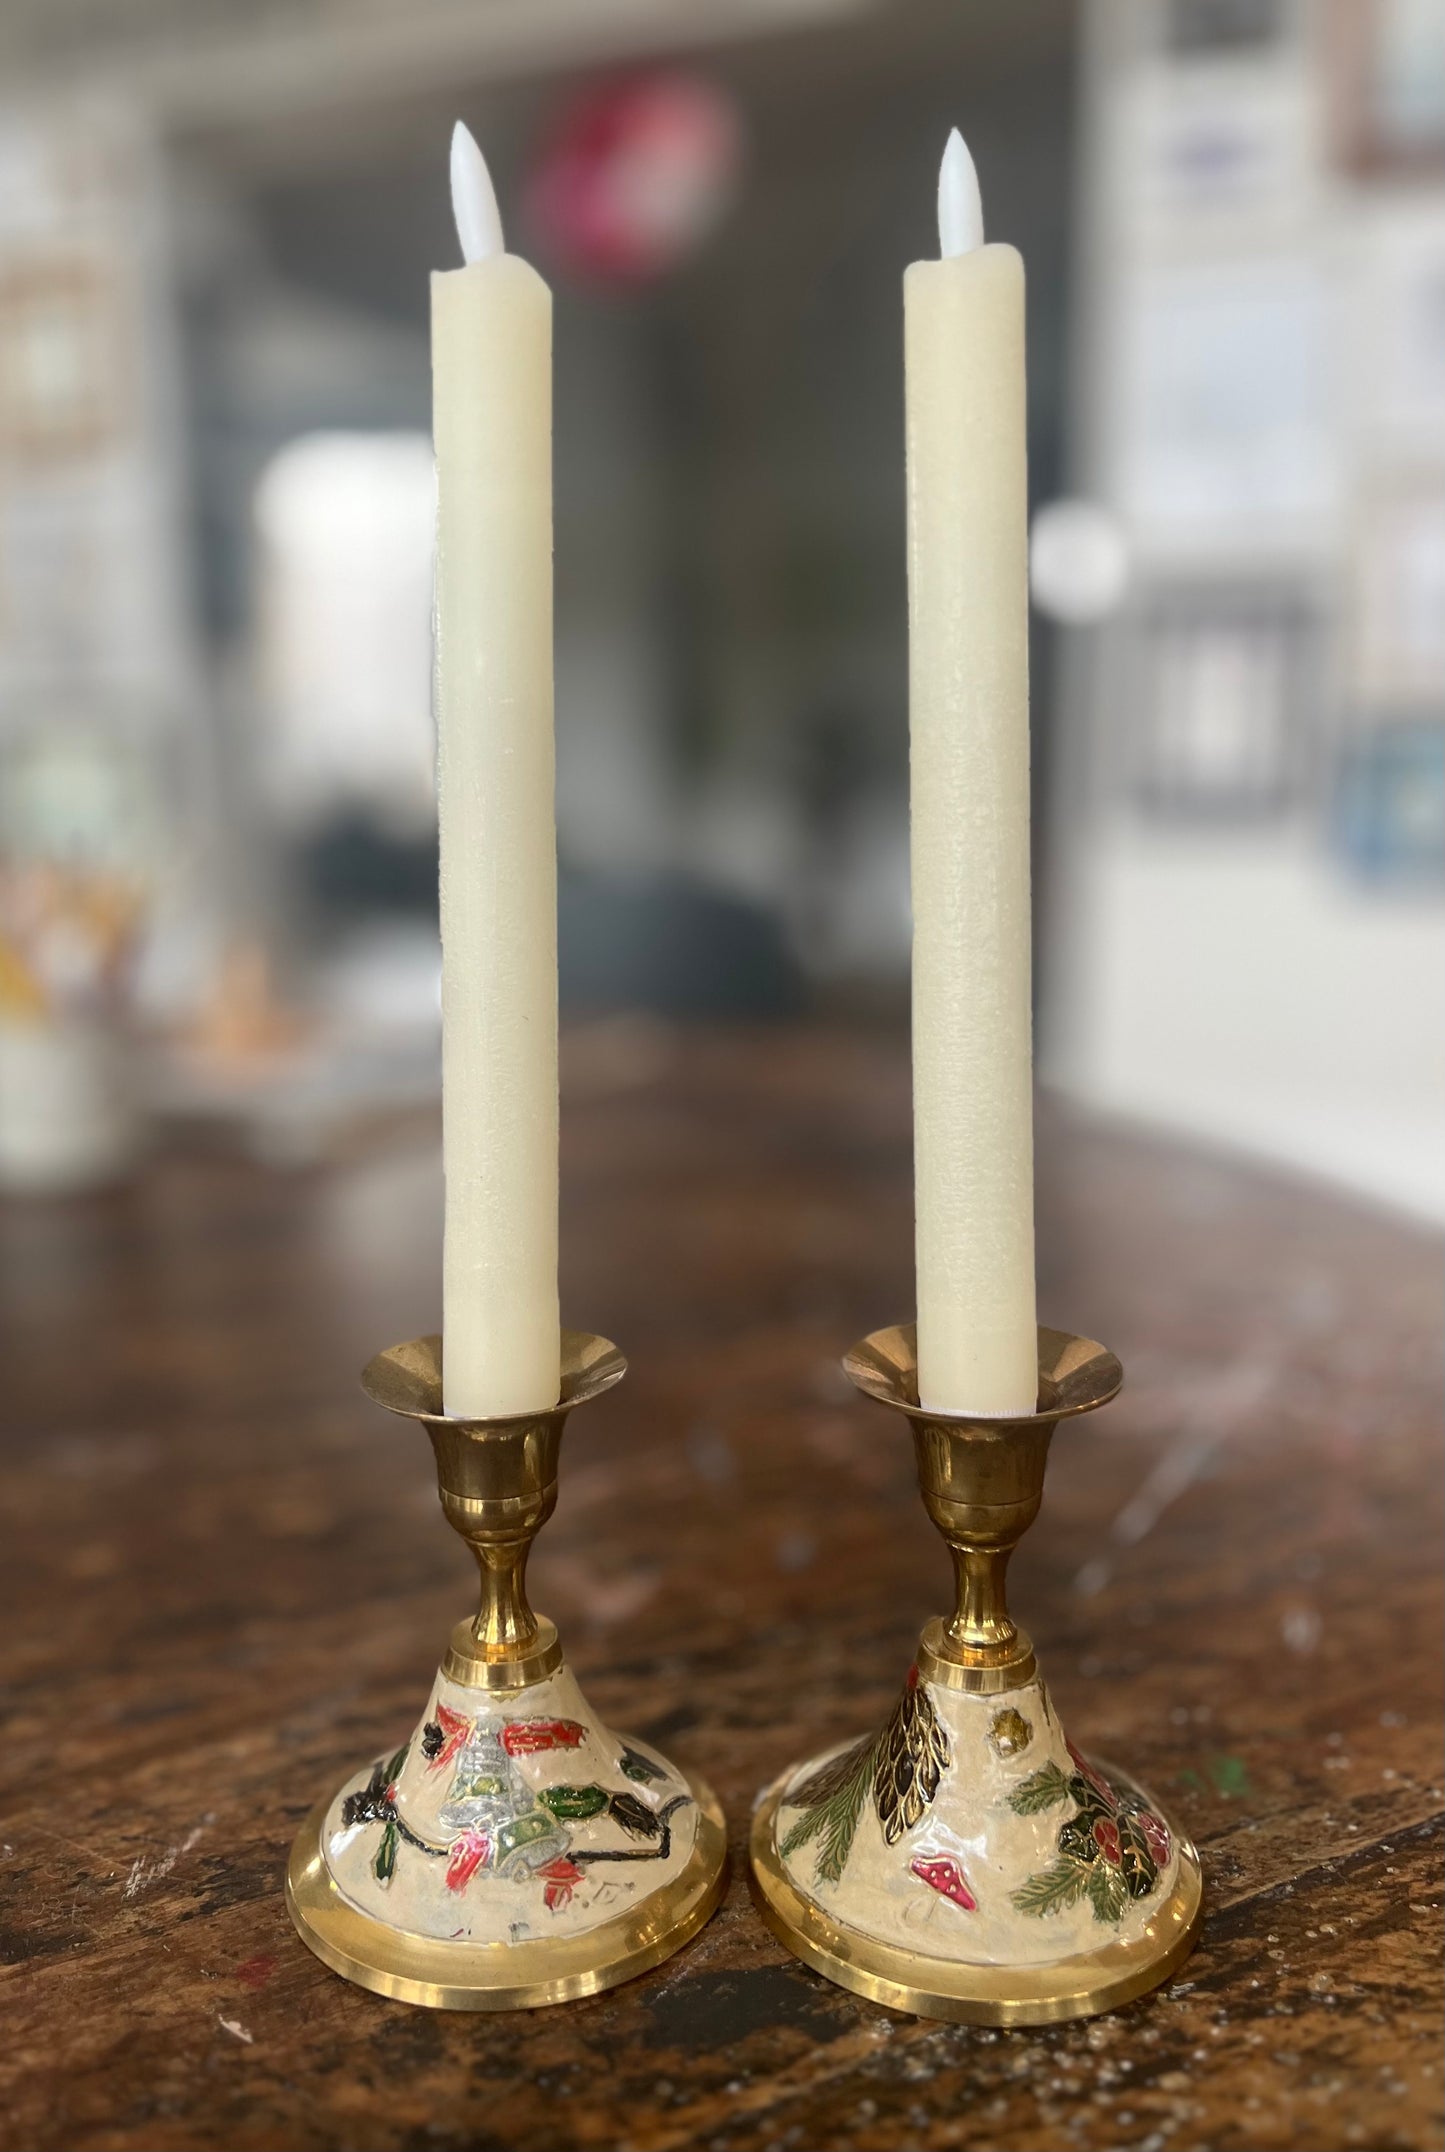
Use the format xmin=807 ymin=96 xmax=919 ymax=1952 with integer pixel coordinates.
xmin=445 ymin=1828 xmax=492 ymax=1892
xmin=910 ymin=1855 xmax=977 ymax=1911
xmin=537 ymin=1855 xmax=585 ymax=1912
xmin=1136 ymin=1809 xmax=1172 ymax=1867
xmin=526 ymin=72 xmax=742 ymax=283
xmin=500 ymin=1718 xmax=587 ymax=1756
xmin=428 ymin=1703 xmax=472 ymax=1772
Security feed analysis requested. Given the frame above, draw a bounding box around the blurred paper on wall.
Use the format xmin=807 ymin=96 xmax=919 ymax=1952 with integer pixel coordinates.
xmin=1353 ymin=489 xmax=1445 ymax=709
xmin=1118 ymin=260 xmax=1338 ymax=553
xmin=253 ymin=430 xmax=437 ymax=835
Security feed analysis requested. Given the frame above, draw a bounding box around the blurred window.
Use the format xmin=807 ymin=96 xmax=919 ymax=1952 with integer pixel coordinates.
xmin=253 ymin=432 xmax=436 ymax=835
xmin=1164 ymin=0 xmax=1285 ymax=54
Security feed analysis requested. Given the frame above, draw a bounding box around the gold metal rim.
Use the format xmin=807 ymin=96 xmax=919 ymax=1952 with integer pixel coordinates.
xmin=441 ymin=1614 xmax=564 ymax=1690
xmin=360 ymin=1330 xmax=626 ymax=1427
xmin=916 ymin=1617 xmax=1036 ymax=1694
xmin=748 ymin=1769 xmax=1202 ymax=2027
xmin=844 ymin=1324 xmax=1123 ymax=1429
xmin=287 ymin=1761 xmax=728 ymax=2010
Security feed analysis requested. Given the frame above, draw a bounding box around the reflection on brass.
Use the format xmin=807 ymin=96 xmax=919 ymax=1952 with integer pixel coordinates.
xmin=844 ymin=1324 xmax=1122 ymax=1693
xmin=750 ymin=1773 xmax=1202 ymax=2027
xmin=361 ymin=1331 xmax=625 ymax=1688
xmin=288 ymin=1780 xmax=728 ymax=2012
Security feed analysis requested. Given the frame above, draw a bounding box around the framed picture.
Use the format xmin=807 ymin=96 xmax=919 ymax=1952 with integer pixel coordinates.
xmin=1350 ymin=205 xmax=1445 ymax=449
xmin=1352 ymin=489 xmax=1445 ymax=708
xmin=0 ymin=258 xmax=120 ymax=464
xmin=1332 ymin=717 xmax=1445 ymax=882
xmin=1124 ymin=585 xmax=1319 ymax=820
xmin=1332 ymin=0 xmax=1445 ymax=175
xmin=1163 ymin=0 xmax=1289 ymax=54
xmin=1118 ymin=260 xmax=1336 ymax=545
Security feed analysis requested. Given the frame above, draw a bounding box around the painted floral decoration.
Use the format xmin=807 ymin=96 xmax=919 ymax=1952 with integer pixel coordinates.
xmin=340 ymin=1714 xmax=690 ymax=1911
xmin=780 ymin=1666 xmax=950 ymax=1884
xmin=1008 ymin=1742 xmax=1171 ymax=1925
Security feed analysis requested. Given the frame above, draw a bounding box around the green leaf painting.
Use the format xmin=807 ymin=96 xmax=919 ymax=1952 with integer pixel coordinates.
xmin=1007 ymin=1761 xmax=1073 ymax=1816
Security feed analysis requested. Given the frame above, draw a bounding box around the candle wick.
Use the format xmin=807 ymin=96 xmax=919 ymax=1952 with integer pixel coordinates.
xmin=937 ymin=127 xmax=984 ymax=258
xmin=450 ymin=120 xmax=505 ymax=264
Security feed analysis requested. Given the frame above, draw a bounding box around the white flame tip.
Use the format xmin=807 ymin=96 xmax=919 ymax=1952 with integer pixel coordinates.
xmin=938 ymin=128 xmax=984 ymax=258
xmin=450 ymin=120 xmax=504 ymax=264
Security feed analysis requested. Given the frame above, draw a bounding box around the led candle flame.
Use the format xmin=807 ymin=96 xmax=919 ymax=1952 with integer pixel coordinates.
xmin=937 ymin=126 xmax=984 ymax=258
xmin=450 ymin=120 xmax=504 ymax=264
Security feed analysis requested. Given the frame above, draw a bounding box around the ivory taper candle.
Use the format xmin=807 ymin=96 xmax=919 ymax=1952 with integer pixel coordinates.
xmin=907 ymin=129 xmax=1037 ymax=1416
xmin=435 ymin=123 xmax=559 ymax=1416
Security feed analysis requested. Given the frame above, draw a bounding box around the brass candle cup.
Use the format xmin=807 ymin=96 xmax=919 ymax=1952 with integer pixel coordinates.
xmin=287 ymin=1331 xmax=727 ymax=2009
xmin=750 ymin=1324 xmax=1201 ymax=2025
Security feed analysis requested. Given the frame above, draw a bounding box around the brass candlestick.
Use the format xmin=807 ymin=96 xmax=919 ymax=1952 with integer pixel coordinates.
xmin=750 ymin=1325 xmax=1201 ymax=2025
xmin=287 ymin=1331 xmax=727 ymax=2009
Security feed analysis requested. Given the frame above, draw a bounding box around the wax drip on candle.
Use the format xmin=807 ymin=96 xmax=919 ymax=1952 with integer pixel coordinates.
xmin=937 ymin=128 xmax=984 ymax=258
xmin=450 ymin=120 xmax=505 ymax=264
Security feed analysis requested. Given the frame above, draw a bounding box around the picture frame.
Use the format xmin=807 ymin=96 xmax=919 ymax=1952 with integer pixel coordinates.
xmin=1123 ymin=584 xmax=1319 ymax=821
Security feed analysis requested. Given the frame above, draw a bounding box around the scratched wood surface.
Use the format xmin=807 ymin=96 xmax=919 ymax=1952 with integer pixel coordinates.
xmin=2 ymin=1023 xmax=1441 ymax=2152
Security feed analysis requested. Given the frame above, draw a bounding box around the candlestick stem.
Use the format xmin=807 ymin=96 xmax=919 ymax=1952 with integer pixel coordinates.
xmin=905 ymin=1401 xmax=1058 ymax=1687
xmin=946 ymin=1546 xmax=1018 ymax=1659
xmin=416 ymin=1385 xmax=568 ymax=1682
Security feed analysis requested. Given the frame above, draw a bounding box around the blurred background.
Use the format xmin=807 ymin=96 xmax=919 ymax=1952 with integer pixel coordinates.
xmin=1 ymin=0 xmax=1442 ymax=1220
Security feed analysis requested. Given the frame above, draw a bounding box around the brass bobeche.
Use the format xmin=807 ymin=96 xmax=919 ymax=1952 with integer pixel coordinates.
xmin=844 ymin=1325 xmax=1122 ymax=1694
xmin=361 ymin=1331 xmax=626 ymax=1690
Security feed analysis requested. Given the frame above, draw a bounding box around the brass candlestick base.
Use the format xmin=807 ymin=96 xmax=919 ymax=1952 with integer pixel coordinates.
xmin=750 ymin=1326 xmax=1201 ymax=2026
xmin=287 ymin=1332 xmax=727 ymax=2010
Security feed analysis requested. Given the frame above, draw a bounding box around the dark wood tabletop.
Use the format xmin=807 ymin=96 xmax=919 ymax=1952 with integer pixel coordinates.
xmin=2 ymin=1023 xmax=1441 ymax=2152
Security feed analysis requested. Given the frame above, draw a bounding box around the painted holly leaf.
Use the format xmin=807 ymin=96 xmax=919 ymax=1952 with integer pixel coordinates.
xmin=1117 ymin=1815 xmax=1161 ymax=1901
xmin=1007 ymin=1761 xmax=1073 ymax=1816
xmin=1012 ymin=1747 xmax=1163 ymax=1924
xmin=1066 ymin=1738 xmax=1120 ymax=1810
xmin=873 ymin=1675 xmax=950 ymax=1846
xmin=385 ymin=1741 xmax=409 ymax=1785
xmin=618 ymin=1744 xmax=667 ymax=1785
xmin=1011 ymin=1858 xmax=1090 ymax=1917
xmin=373 ymin=1820 xmax=399 ymax=1886
xmin=1068 ymin=1772 xmax=1115 ymax=1823
xmin=607 ymin=1791 xmax=663 ymax=1840
xmin=539 ymin=1783 xmax=609 ymax=1822
xmin=780 ymin=1734 xmax=876 ymax=1883
xmin=1058 ymin=1814 xmax=1098 ymax=1864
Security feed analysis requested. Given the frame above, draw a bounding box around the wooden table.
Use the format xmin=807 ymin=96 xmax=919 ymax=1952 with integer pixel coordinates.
xmin=2 ymin=1024 xmax=1441 ymax=2152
